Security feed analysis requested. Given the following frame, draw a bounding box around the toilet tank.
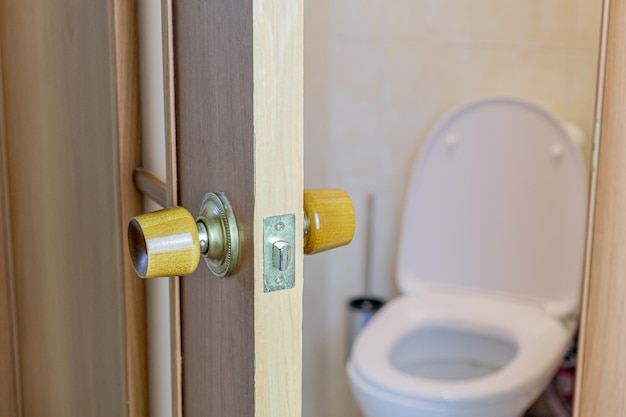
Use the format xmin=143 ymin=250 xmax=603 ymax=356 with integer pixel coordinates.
xmin=397 ymin=97 xmax=589 ymax=319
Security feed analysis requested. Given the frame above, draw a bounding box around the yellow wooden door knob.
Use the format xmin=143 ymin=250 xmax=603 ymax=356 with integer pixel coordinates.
xmin=128 ymin=191 xmax=239 ymax=278
xmin=304 ymin=188 xmax=356 ymax=254
xmin=128 ymin=206 xmax=200 ymax=278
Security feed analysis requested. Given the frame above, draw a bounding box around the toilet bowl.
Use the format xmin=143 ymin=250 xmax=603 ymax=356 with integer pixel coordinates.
xmin=347 ymin=97 xmax=588 ymax=417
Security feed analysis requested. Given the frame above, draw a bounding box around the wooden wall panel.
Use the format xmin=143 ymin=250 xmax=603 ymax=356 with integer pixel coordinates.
xmin=0 ymin=1 xmax=139 ymax=416
xmin=576 ymin=1 xmax=626 ymax=416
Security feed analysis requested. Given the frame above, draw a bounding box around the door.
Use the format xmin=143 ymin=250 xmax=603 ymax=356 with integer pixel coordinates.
xmin=136 ymin=2 xmax=353 ymax=416
xmin=0 ymin=1 xmax=338 ymax=416
xmin=172 ymin=0 xmax=303 ymax=417
xmin=174 ymin=1 xmax=303 ymax=416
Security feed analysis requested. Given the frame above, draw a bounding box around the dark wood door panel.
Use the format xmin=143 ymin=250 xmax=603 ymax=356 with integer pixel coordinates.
xmin=174 ymin=1 xmax=256 ymax=416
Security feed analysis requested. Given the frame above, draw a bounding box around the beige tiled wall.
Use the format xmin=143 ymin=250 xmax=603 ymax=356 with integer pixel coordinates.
xmin=303 ymin=2 xmax=603 ymax=417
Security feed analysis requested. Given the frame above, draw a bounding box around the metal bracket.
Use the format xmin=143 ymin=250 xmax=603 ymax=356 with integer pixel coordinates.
xmin=263 ymin=214 xmax=296 ymax=293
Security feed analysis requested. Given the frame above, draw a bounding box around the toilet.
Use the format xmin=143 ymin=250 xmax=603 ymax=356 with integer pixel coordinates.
xmin=347 ymin=97 xmax=588 ymax=417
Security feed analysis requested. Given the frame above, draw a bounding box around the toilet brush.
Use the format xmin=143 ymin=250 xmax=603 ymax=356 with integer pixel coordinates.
xmin=346 ymin=194 xmax=385 ymax=359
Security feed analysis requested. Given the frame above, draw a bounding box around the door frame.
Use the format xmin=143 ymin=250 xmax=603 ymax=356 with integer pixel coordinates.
xmin=0 ymin=49 xmax=21 ymax=417
xmin=113 ymin=0 xmax=150 ymax=415
xmin=573 ymin=1 xmax=626 ymax=415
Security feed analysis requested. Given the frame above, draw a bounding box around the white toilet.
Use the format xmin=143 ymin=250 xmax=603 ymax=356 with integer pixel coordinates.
xmin=347 ymin=97 xmax=588 ymax=417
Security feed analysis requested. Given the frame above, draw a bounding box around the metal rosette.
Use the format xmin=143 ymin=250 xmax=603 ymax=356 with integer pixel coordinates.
xmin=196 ymin=191 xmax=239 ymax=277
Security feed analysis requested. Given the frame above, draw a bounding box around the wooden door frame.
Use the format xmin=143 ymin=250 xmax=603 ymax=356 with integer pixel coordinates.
xmin=113 ymin=0 xmax=150 ymax=416
xmin=574 ymin=1 xmax=626 ymax=416
xmin=0 ymin=48 xmax=21 ymax=417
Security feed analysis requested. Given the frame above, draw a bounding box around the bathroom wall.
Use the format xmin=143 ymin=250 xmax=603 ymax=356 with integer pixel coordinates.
xmin=303 ymin=1 xmax=603 ymax=417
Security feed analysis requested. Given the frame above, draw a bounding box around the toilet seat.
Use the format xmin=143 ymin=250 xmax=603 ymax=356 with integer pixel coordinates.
xmin=350 ymin=293 xmax=570 ymax=405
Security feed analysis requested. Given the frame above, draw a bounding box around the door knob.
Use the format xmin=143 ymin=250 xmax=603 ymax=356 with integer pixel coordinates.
xmin=128 ymin=189 xmax=355 ymax=278
xmin=128 ymin=191 xmax=239 ymax=278
xmin=303 ymin=189 xmax=355 ymax=254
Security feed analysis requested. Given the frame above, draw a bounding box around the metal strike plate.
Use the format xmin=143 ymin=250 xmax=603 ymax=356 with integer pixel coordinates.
xmin=263 ymin=214 xmax=296 ymax=293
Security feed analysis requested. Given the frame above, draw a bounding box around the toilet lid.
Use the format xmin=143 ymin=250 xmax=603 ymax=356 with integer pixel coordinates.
xmin=397 ymin=97 xmax=588 ymax=318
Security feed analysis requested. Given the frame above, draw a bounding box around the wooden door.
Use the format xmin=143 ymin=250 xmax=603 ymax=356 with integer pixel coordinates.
xmin=173 ymin=1 xmax=303 ymax=416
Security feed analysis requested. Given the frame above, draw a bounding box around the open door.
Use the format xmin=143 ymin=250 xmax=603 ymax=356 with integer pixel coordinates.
xmin=133 ymin=2 xmax=354 ymax=416
xmin=174 ymin=1 xmax=304 ymax=416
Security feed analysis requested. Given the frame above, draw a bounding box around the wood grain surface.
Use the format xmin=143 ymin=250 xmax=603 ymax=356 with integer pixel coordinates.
xmin=576 ymin=1 xmax=626 ymax=416
xmin=0 ymin=1 xmax=146 ymax=416
xmin=303 ymin=189 xmax=355 ymax=254
xmin=0 ymin=52 xmax=21 ymax=417
xmin=129 ymin=207 xmax=200 ymax=278
xmin=112 ymin=1 xmax=150 ymax=415
xmin=174 ymin=1 xmax=256 ymax=416
xmin=253 ymin=0 xmax=303 ymax=416
xmin=133 ymin=167 xmax=167 ymax=208
xmin=174 ymin=0 xmax=303 ymax=416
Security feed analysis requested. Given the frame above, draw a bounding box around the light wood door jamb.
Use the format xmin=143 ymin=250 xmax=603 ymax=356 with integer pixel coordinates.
xmin=575 ymin=1 xmax=626 ymax=415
